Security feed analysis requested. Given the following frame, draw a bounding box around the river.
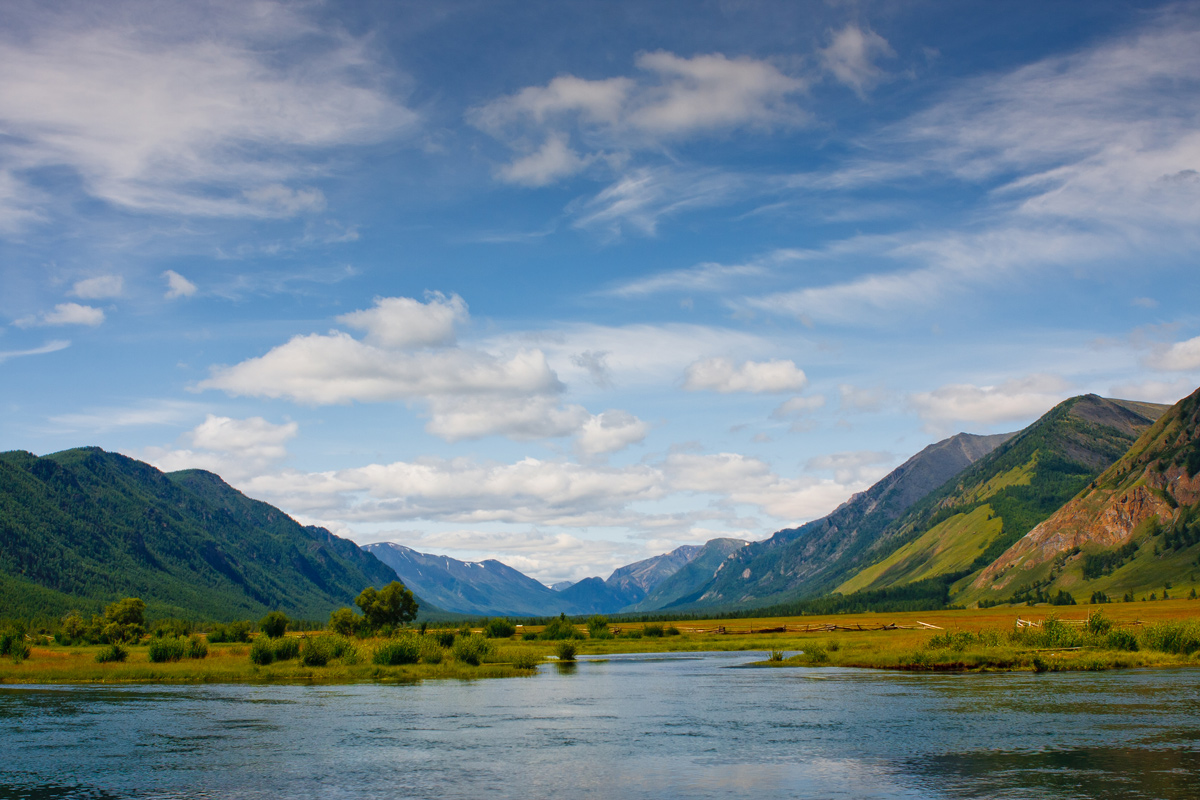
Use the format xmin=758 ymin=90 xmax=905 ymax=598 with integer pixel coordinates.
xmin=3 ymin=651 xmax=1199 ymax=799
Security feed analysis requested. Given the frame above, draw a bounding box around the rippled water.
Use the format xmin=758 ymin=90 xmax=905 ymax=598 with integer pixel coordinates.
xmin=3 ymin=652 xmax=1199 ymax=799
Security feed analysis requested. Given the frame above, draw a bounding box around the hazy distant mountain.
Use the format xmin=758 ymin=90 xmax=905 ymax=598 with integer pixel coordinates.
xmin=629 ymin=538 xmax=749 ymax=611
xmin=364 ymin=542 xmax=571 ymax=617
xmin=550 ymin=580 xmax=576 ymax=591
xmin=0 ymin=447 xmax=406 ymax=621
xmin=605 ymin=545 xmax=703 ymax=605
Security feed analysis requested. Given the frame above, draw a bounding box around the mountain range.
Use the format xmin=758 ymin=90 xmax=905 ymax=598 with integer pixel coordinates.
xmin=3 ymin=389 xmax=1198 ymax=623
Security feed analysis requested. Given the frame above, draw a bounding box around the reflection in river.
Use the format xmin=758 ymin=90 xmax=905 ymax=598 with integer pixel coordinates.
xmin=2 ymin=652 xmax=1199 ymax=799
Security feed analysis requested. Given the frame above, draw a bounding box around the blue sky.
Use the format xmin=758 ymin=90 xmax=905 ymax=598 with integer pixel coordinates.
xmin=3 ymin=0 xmax=1200 ymax=583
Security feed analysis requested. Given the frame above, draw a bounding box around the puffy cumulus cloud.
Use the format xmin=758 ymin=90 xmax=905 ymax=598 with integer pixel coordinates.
xmin=70 ymin=275 xmax=123 ymax=299
xmin=575 ymin=410 xmax=650 ymax=456
xmin=200 ymin=294 xmax=649 ymax=449
xmin=0 ymin=1 xmax=415 ymax=225
xmin=1146 ymin=335 xmax=1200 ymax=372
xmin=819 ymin=24 xmax=894 ymax=97
xmin=199 ymin=331 xmax=562 ymax=405
xmin=683 ymin=357 xmax=807 ymax=394
xmin=472 ymin=51 xmax=804 ymax=187
xmin=337 ymin=293 xmax=467 ymax=349
xmin=909 ymin=374 xmax=1071 ymax=430
xmin=163 ymin=270 xmax=197 ymax=299
xmin=144 ymin=414 xmax=297 ymax=482
xmin=14 ymin=302 xmax=105 ymax=327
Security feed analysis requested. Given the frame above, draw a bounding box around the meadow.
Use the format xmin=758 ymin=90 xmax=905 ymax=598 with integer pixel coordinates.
xmin=2 ymin=600 xmax=1198 ymax=684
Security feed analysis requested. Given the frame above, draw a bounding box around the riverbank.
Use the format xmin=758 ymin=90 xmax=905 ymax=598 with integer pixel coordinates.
xmin=2 ymin=601 xmax=1198 ymax=683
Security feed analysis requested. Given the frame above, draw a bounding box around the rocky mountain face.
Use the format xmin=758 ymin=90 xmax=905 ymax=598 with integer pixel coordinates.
xmin=0 ymin=447 xmax=404 ymax=621
xmin=628 ymin=539 xmax=749 ymax=611
xmin=648 ymin=431 xmax=1016 ymax=611
xmin=834 ymin=395 xmax=1169 ymax=598
xmin=605 ymin=545 xmax=703 ymax=604
xmin=969 ymin=387 xmax=1200 ymax=602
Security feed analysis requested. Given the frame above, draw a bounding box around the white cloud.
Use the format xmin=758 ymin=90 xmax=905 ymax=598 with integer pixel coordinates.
xmin=683 ymin=357 xmax=807 ymax=393
xmin=570 ymin=166 xmax=751 ymax=236
xmin=838 ymin=384 xmax=887 ymax=412
xmin=575 ymin=410 xmax=650 ymax=456
xmin=473 ymin=51 xmax=804 ymax=189
xmin=771 ymin=395 xmax=826 ymax=419
xmin=605 ymin=260 xmax=769 ymax=297
xmin=145 ymin=414 xmax=297 ymax=482
xmin=805 ymin=450 xmax=893 ymax=485
xmin=0 ymin=2 xmax=415 ymax=224
xmin=909 ymin=374 xmax=1071 ymax=429
xmin=14 ymin=302 xmax=105 ymax=327
xmin=70 ymin=275 xmax=123 ymax=299
xmin=337 ymin=293 xmax=467 ymax=349
xmin=48 ymin=399 xmax=205 ymax=432
xmin=1108 ymin=377 xmax=1197 ymax=405
xmin=0 ymin=339 xmax=69 ymax=363
xmin=424 ymin=395 xmax=590 ymax=442
xmin=499 ymin=135 xmax=590 ymax=186
xmin=1147 ymin=335 xmax=1200 ymax=372
xmin=163 ymin=270 xmax=197 ymax=299
xmin=819 ymin=24 xmax=894 ymax=97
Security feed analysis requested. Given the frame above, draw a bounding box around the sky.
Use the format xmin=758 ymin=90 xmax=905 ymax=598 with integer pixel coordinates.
xmin=2 ymin=0 xmax=1200 ymax=585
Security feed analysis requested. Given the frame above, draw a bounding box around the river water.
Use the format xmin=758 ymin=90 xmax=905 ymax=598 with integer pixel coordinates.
xmin=2 ymin=651 xmax=1199 ymax=799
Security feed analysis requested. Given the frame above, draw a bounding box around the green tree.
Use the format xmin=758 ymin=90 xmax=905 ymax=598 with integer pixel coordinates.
xmin=260 ymin=611 xmax=290 ymax=639
xmin=355 ymin=582 xmax=419 ymax=630
xmin=102 ymin=597 xmax=146 ymax=643
xmin=328 ymin=607 xmax=361 ymax=637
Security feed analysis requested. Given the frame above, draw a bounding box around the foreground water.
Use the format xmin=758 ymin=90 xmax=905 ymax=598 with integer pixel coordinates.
xmin=3 ymin=651 xmax=1199 ymax=799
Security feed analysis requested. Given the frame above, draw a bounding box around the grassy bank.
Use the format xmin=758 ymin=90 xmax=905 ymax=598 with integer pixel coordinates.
xmin=2 ymin=601 xmax=1198 ymax=683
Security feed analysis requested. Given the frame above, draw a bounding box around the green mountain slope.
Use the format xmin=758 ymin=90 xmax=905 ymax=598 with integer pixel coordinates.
xmin=965 ymin=386 xmax=1200 ymax=604
xmin=0 ymin=447 xmax=406 ymax=621
xmin=836 ymin=395 xmax=1168 ymax=598
xmin=642 ymin=431 xmax=1015 ymax=611
xmin=628 ymin=538 xmax=749 ymax=611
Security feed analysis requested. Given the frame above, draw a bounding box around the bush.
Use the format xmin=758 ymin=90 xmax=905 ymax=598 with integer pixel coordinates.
xmin=260 ymin=611 xmax=290 ymax=639
xmin=272 ymin=637 xmax=300 ymax=661
xmin=435 ymin=630 xmax=457 ymax=648
xmin=585 ymin=616 xmax=609 ymax=637
xmin=7 ymin=638 xmax=31 ymax=663
xmin=1106 ymin=629 xmax=1139 ymax=651
xmin=152 ymin=619 xmax=193 ymax=639
xmin=619 ymin=629 xmax=643 ymax=639
xmin=510 ymin=648 xmax=541 ymax=669
xmin=555 ymin=641 xmax=577 ymax=662
xmin=768 ymin=650 xmax=784 ymax=662
xmin=451 ymin=634 xmax=495 ymax=666
xmin=300 ymin=637 xmax=334 ymax=667
xmin=249 ymin=637 xmax=275 ymax=665
xmin=642 ymin=624 xmax=664 ymax=638
xmin=926 ymin=631 xmax=976 ymax=651
xmin=539 ymin=614 xmax=582 ymax=640
xmin=484 ymin=618 xmax=517 ymax=639
xmin=803 ymin=642 xmax=829 ymax=664
xmin=0 ymin=629 xmax=18 ymax=657
xmin=148 ymin=637 xmax=188 ymax=663
xmin=95 ymin=643 xmax=127 ymax=663
xmin=208 ymin=621 xmax=252 ymax=643
xmin=373 ymin=638 xmax=421 ymax=666
xmin=521 ymin=631 xmax=538 ymax=641
xmin=1086 ymin=609 xmax=1113 ymax=635
xmin=664 ymin=626 xmax=681 ymax=637
xmin=1140 ymin=620 xmax=1200 ymax=655
xmin=329 ymin=608 xmax=362 ymax=637
xmin=186 ymin=635 xmax=208 ymax=659
xmin=419 ymin=637 xmax=444 ymax=664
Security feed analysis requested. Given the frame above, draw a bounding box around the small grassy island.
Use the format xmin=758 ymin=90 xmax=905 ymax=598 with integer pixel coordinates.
xmin=2 ymin=598 xmax=1198 ymax=684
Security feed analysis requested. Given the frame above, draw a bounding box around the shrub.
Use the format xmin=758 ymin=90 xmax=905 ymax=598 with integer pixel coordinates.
xmin=803 ymin=642 xmax=829 ymax=664
xmin=95 ymin=643 xmax=127 ymax=663
xmin=186 ymin=635 xmax=208 ymax=659
xmin=8 ymin=640 xmax=31 ymax=663
xmin=148 ymin=637 xmax=188 ymax=663
xmin=643 ymin=624 xmax=664 ymax=638
xmin=272 ymin=637 xmax=300 ymax=661
xmin=539 ymin=614 xmax=582 ymax=640
xmin=664 ymin=626 xmax=681 ymax=637
xmin=1140 ymin=620 xmax=1200 ymax=655
xmin=152 ymin=619 xmax=193 ymax=639
xmin=826 ymin=639 xmax=841 ymax=651
xmin=521 ymin=631 xmax=538 ymax=641
xmin=585 ymin=616 xmax=609 ymax=637
xmin=927 ymin=631 xmax=975 ymax=651
xmin=555 ymin=641 xmax=577 ymax=662
xmin=510 ymin=648 xmax=541 ymax=669
xmin=484 ymin=618 xmax=517 ymax=639
xmin=435 ymin=630 xmax=457 ymax=648
xmin=373 ymin=638 xmax=421 ymax=666
xmin=0 ymin=629 xmax=17 ymax=657
xmin=451 ymin=634 xmax=495 ymax=666
xmin=619 ymin=629 xmax=643 ymax=639
xmin=767 ymin=650 xmax=784 ymax=662
xmin=328 ymin=608 xmax=362 ymax=637
xmin=300 ymin=637 xmax=334 ymax=667
xmin=208 ymin=621 xmax=252 ymax=643
xmin=260 ymin=611 xmax=290 ymax=639
xmin=1086 ymin=609 xmax=1113 ymax=635
xmin=419 ymin=637 xmax=444 ymax=664
xmin=249 ymin=637 xmax=275 ymax=665
xmin=1106 ymin=629 xmax=1139 ymax=651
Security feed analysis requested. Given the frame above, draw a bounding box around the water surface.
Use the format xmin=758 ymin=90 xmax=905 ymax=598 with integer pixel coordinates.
xmin=3 ymin=651 xmax=1199 ymax=799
